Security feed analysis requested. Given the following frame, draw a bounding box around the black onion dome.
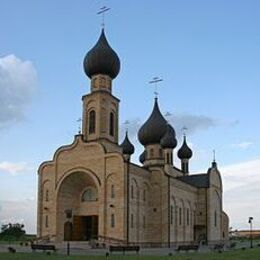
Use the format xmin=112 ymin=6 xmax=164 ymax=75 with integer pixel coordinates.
xmin=138 ymin=98 xmax=167 ymax=146
xmin=83 ymin=29 xmax=120 ymax=79
xmin=120 ymin=132 xmax=135 ymax=155
xmin=177 ymin=135 xmax=193 ymax=159
xmin=160 ymin=124 xmax=177 ymax=149
xmin=139 ymin=150 xmax=146 ymax=164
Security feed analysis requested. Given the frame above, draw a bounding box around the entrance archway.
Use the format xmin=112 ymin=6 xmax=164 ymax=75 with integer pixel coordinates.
xmin=57 ymin=170 xmax=100 ymax=241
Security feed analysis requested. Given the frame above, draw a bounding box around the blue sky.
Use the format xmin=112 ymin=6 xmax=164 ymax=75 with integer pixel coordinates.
xmin=0 ymin=0 xmax=260 ymax=233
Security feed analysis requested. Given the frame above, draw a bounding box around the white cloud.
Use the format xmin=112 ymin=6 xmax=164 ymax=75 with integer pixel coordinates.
xmin=169 ymin=114 xmax=217 ymax=136
xmin=120 ymin=113 xmax=217 ymax=142
xmin=231 ymin=142 xmax=253 ymax=149
xmin=220 ymin=158 xmax=260 ymax=230
xmin=0 ymin=161 xmax=33 ymax=176
xmin=0 ymin=54 xmax=38 ymax=128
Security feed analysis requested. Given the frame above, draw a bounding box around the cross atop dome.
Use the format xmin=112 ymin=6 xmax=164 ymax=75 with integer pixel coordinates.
xmin=149 ymin=77 xmax=163 ymax=98
xmin=97 ymin=6 xmax=110 ymax=29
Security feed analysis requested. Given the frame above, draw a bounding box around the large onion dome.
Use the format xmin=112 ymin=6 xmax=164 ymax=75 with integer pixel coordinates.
xmin=139 ymin=150 xmax=146 ymax=164
xmin=138 ymin=98 xmax=167 ymax=146
xmin=160 ymin=124 xmax=177 ymax=149
xmin=177 ymin=135 xmax=193 ymax=159
xmin=83 ymin=29 xmax=120 ymax=79
xmin=120 ymin=132 xmax=135 ymax=155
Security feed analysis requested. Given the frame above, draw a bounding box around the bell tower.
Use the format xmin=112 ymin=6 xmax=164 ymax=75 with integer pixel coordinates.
xmin=82 ymin=29 xmax=120 ymax=144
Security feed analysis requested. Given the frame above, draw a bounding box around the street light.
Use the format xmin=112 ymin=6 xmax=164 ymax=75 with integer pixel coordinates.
xmin=248 ymin=217 xmax=253 ymax=248
xmin=65 ymin=209 xmax=73 ymax=256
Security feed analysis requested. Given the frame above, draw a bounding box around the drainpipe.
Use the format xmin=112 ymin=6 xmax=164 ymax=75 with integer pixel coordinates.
xmin=205 ymin=188 xmax=208 ymax=245
xmin=126 ymin=158 xmax=130 ymax=244
xmin=168 ymin=175 xmax=170 ymax=248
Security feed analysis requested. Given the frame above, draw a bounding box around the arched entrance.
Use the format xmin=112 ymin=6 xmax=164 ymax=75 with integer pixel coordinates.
xmin=57 ymin=170 xmax=100 ymax=241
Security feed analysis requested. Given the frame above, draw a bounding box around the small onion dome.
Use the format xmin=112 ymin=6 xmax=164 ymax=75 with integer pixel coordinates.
xmin=160 ymin=124 xmax=177 ymax=149
xmin=83 ymin=29 xmax=120 ymax=79
xmin=138 ymin=98 xmax=167 ymax=146
xmin=120 ymin=132 xmax=135 ymax=155
xmin=177 ymin=135 xmax=193 ymax=160
xmin=139 ymin=150 xmax=146 ymax=164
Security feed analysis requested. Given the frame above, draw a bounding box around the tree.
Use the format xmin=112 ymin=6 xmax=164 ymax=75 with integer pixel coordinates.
xmin=0 ymin=223 xmax=26 ymax=239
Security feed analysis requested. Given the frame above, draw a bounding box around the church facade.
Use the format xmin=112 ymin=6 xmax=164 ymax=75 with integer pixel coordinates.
xmin=37 ymin=29 xmax=229 ymax=246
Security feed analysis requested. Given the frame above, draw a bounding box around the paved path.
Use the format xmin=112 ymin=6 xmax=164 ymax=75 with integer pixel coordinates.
xmin=0 ymin=241 xmax=254 ymax=256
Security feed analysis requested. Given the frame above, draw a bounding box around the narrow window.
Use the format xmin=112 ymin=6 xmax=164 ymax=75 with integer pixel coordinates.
xmin=131 ymin=185 xmax=134 ymax=199
xmin=143 ymin=215 xmax=146 ymax=229
xmin=111 ymin=214 xmax=115 ymax=228
xmin=89 ymin=110 xmax=96 ymax=134
xmin=111 ymin=185 xmax=115 ymax=198
xmin=45 ymin=215 xmax=48 ymax=228
xmin=92 ymin=78 xmax=97 ymax=88
xmin=131 ymin=214 xmax=134 ymax=228
xmin=214 ymin=210 xmax=217 ymax=227
xmin=159 ymin=149 xmax=163 ymax=157
xmin=179 ymin=208 xmax=182 ymax=225
xmin=100 ymin=76 xmax=106 ymax=87
xmin=45 ymin=190 xmax=49 ymax=202
xmin=170 ymin=205 xmax=173 ymax=225
xmin=167 ymin=154 xmax=170 ymax=164
xmin=109 ymin=112 xmax=115 ymax=136
xmin=187 ymin=209 xmax=189 ymax=225
xmin=143 ymin=189 xmax=146 ymax=202
xmin=150 ymin=148 xmax=154 ymax=158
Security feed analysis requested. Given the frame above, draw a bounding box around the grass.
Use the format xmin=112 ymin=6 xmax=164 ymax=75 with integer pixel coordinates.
xmin=1 ymin=248 xmax=260 ymax=260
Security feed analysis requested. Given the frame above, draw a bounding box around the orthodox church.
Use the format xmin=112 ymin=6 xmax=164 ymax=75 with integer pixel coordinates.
xmin=37 ymin=28 xmax=229 ymax=246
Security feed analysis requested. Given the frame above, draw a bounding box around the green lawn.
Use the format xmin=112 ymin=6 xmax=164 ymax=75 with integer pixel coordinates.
xmin=1 ymin=248 xmax=260 ymax=260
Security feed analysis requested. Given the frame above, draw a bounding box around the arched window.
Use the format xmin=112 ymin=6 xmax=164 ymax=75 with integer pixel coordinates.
xmin=143 ymin=189 xmax=146 ymax=201
xmin=109 ymin=112 xmax=115 ymax=136
xmin=89 ymin=110 xmax=96 ymax=134
xmin=82 ymin=187 xmax=98 ymax=202
xmin=159 ymin=149 xmax=163 ymax=157
xmin=214 ymin=210 xmax=217 ymax=227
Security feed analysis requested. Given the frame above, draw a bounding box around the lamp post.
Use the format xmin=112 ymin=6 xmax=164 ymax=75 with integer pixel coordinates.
xmin=65 ymin=209 xmax=73 ymax=256
xmin=248 ymin=217 xmax=253 ymax=248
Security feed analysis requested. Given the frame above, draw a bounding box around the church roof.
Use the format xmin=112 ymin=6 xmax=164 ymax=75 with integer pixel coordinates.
xmin=177 ymin=135 xmax=193 ymax=159
xmin=160 ymin=123 xmax=177 ymax=149
xmin=120 ymin=132 xmax=135 ymax=155
xmin=177 ymin=174 xmax=209 ymax=188
xmin=83 ymin=29 xmax=120 ymax=79
xmin=139 ymin=150 xmax=146 ymax=163
xmin=138 ymin=98 xmax=167 ymax=146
